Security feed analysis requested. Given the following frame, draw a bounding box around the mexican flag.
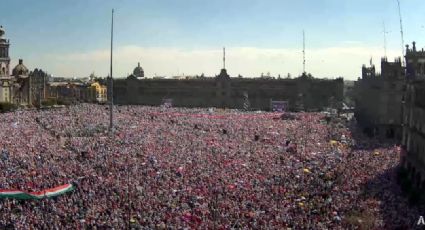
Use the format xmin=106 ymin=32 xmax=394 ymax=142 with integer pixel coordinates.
xmin=0 ymin=184 xmax=75 ymax=200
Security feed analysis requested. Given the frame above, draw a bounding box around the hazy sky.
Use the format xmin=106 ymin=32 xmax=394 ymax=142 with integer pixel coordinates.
xmin=1 ymin=0 xmax=425 ymax=80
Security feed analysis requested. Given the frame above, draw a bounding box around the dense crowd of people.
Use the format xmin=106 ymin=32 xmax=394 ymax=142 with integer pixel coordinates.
xmin=0 ymin=104 xmax=423 ymax=229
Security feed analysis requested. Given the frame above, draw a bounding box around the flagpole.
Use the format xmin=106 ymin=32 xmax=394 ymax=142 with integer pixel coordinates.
xmin=109 ymin=9 xmax=114 ymax=133
xmin=127 ymin=153 xmax=131 ymax=229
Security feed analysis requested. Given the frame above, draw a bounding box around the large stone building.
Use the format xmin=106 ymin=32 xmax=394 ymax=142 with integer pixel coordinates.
xmin=354 ymin=57 xmax=405 ymax=139
xmin=46 ymin=80 xmax=107 ymax=104
xmin=0 ymin=26 xmax=31 ymax=105
xmin=401 ymin=42 xmax=425 ymax=190
xmin=0 ymin=25 xmax=12 ymax=103
xmin=29 ymin=68 xmax=48 ymax=106
xmin=11 ymin=59 xmax=31 ymax=105
xmin=90 ymin=82 xmax=107 ymax=103
xmin=113 ymin=63 xmax=344 ymax=111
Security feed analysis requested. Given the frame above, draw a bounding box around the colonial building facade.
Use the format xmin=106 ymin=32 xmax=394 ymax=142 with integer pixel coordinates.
xmin=113 ymin=63 xmax=344 ymax=111
xmin=29 ymin=68 xmax=48 ymax=106
xmin=46 ymin=80 xmax=107 ymax=104
xmin=354 ymin=57 xmax=405 ymax=139
xmin=401 ymin=42 xmax=425 ymax=190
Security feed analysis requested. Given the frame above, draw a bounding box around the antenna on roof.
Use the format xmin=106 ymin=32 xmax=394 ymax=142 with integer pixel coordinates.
xmin=303 ymin=30 xmax=306 ymax=73
xmin=223 ymin=47 xmax=226 ymax=69
xmin=383 ymin=21 xmax=389 ymax=58
xmin=396 ymin=0 xmax=405 ymax=63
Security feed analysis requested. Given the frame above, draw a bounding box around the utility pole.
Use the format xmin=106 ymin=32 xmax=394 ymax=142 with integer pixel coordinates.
xmin=109 ymin=9 xmax=114 ymax=133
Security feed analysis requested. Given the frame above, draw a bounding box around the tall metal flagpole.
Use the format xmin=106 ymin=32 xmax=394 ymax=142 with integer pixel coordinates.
xmin=109 ymin=9 xmax=114 ymax=133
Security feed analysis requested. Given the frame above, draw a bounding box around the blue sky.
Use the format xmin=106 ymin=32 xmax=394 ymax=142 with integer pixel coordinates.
xmin=1 ymin=0 xmax=425 ymax=80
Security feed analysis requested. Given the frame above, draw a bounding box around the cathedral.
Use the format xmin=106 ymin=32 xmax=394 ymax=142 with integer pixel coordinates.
xmin=0 ymin=26 xmax=31 ymax=105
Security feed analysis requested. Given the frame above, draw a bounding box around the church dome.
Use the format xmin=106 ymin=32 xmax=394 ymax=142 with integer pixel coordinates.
xmin=133 ymin=62 xmax=144 ymax=78
xmin=12 ymin=59 xmax=29 ymax=77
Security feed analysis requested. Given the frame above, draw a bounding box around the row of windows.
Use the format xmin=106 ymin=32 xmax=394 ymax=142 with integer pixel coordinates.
xmin=115 ymin=86 xmax=338 ymax=99
xmin=0 ymin=48 xmax=8 ymax=58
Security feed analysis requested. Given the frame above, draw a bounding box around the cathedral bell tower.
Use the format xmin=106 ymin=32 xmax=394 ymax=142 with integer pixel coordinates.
xmin=0 ymin=25 xmax=10 ymax=77
xmin=0 ymin=26 xmax=12 ymax=103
